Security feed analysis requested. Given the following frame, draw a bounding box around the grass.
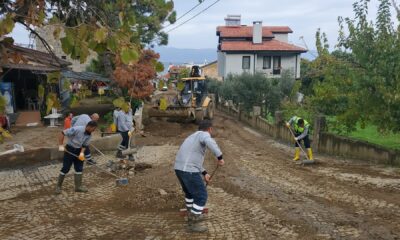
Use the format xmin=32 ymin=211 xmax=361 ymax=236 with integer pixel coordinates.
xmin=338 ymin=125 xmax=400 ymax=150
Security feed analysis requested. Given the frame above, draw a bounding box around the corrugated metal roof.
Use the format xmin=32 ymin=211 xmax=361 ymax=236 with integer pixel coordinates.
xmin=61 ymin=70 xmax=111 ymax=83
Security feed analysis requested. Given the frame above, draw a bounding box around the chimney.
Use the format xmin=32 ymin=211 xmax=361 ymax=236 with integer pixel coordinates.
xmin=253 ymin=21 xmax=262 ymax=44
xmin=225 ymin=15 xmax=241 ymax=26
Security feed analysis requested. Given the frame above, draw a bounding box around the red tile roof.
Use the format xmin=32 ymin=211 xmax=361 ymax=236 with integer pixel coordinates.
xmin=217 ymin=26 xmax=293 ymax=38
xmin=220 ymin=39 xmax=307 ymax=52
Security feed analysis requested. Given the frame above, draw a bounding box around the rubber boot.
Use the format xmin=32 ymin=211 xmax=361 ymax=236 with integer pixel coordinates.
xmin=55 ymin=174 xmax=65 ymax=195
xmin=116 ymin=150 xmax=123 ymax=158
xmin=74 ymin=174 xmax=88 ymax=193
xmin=187 ymin=212 xmax=208 ymax=233
xmin=293 ymin=147 xmax=300 ymax=161
xmin=307 ymin=148 xmax=314 ymax=161
xmin=187 ymin=209 xmax=206 ymax=222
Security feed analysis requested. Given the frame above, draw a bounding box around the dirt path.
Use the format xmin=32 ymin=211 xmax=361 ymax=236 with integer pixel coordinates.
xmin=0 ymin=112 xmax=399 ymax=239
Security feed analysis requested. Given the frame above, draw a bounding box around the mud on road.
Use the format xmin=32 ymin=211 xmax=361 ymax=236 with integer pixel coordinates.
xmin=0 ymin=112 xmax=399 ymax=239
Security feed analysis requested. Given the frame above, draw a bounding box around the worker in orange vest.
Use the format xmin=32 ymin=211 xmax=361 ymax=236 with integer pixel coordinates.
xmin=64 ymin=113 xmax=73 ymax=130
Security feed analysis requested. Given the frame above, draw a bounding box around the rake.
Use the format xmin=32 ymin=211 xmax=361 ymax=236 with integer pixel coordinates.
xmin=287 ymin=126 xmax=315 ymax=165
xmin=65 ymin=147 xmax=129 ymax=186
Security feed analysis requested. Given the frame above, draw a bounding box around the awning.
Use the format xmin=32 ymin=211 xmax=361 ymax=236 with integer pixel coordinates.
xmin=61 ymin=70 xmax=111 ymax=83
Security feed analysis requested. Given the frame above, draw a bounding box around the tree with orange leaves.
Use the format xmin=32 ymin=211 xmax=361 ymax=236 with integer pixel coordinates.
xmin=113 ymin=49 xmax=164 ymax=99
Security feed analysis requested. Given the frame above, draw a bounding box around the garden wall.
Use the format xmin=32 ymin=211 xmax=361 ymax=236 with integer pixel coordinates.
xmin=217 ymin=102 xmax=400 ymax=166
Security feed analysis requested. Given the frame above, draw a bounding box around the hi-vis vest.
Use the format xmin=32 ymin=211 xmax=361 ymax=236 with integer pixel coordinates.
xmin=293 ymin=116 xmax=310 ymax=134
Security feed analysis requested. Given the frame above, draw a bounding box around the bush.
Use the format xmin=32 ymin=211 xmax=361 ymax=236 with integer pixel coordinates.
xmin=211 ymin=71 xmax=296 ymax=116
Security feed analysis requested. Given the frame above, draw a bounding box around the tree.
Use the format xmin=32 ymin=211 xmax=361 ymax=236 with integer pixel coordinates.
xmin=1 ymin=0 xmax=176 ymax=65
xmin=1 ymin=0 xmax=201 ymax=100
xmin=113 ymin=49 xmax=162 ymax=99
xmin=212 ymin=71 xmax=295 ymax=117
xmin=307 ymin=0 xmax=400 ymax=133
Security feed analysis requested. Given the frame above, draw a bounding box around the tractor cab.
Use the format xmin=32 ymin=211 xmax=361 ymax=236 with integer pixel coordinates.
xmin=181 ymin=77 xmax=207 ymax=108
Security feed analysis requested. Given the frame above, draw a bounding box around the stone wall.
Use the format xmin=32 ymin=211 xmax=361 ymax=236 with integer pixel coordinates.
xmin=0 ymin=134 xmax=122 ymax=169
xmin=35 ymin=25 xmax=97 ymax=72
xmin=217 ymin=102 xmax=400 ymax=167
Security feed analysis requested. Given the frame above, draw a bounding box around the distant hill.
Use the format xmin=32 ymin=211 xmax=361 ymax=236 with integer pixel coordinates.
xmin=154 ymin=46 xmax=217 ymax=65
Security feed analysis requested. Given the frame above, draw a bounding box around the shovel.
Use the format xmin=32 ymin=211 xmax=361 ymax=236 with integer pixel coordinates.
xmin=121 ymin=130 xmax=138 ymax=156
xmin=0 ymin=144 xmax=25 ymax=156
xmin=287 ymin=126 xmax=315 ymax=165
xmin=64 ymin=148 xmax=129 ymax=186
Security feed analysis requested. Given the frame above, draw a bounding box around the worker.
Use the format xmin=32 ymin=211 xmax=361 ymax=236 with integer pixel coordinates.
xmin=112 ymin=107 xmax=121 ymax=132
xmin=286 ymin=116 xmax=313 ymax=161
xmin=116 ymin=103 xmax=134 ymax=160
xmin=63 ymin=112 xmax=73 ymax=130
xmin=71 ymin=113 xmax=100 ymax=164
xmin=174 ymin=120 xmax=224 ymax=233
xmin=55 ymin=120 xmax=98 ymax=194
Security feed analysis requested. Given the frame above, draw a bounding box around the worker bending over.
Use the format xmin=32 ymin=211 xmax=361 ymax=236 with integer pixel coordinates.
xmin=174 ymin=120 xmax=224 ymax=233
xmin=55 ymin=121 xmax=98 ymax=194
xmin=71 ymin=113 xmax=100 ymax=164
xmin=286 ymin=116 xmax=313 ymax=161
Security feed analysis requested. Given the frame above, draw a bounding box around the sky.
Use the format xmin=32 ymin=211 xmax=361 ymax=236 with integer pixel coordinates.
xmin=10 ymin=0 xmax=393 ymax=51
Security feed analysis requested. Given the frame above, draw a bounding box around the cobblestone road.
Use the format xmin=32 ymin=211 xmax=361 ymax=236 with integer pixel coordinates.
xmin=0 ymin=113 xmax=400 ymax=239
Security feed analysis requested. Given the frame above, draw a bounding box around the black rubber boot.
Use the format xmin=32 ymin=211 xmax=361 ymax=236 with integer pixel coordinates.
xmin=187 ymin=212 xmax=208 ymax=233
xmin=116 ymin=150 xmax=123 ymax=158
xmin=74 ymin=174 xmax=88 ymax=193
xmin=55 ymin=174 xmax=65 ymax=195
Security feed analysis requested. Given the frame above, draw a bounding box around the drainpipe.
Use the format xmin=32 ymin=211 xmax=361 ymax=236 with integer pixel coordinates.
xmin=253 ymin=53 xmax=256 ymax=74
xmin=295 ymin=54 xmax=298 ymax=79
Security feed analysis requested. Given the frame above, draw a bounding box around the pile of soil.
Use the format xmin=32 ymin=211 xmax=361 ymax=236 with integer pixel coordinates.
xmin=107 ymin=163 xmax=184 ymax=213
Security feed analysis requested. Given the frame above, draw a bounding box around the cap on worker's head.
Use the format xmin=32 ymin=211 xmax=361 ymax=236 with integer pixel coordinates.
xmin=91 ymin=113 xmax=100 ymax=121
xmin=198 ymin=120 xmax=213 ymax=131
xmin=121 ymin=102 xmax=129 ymax=112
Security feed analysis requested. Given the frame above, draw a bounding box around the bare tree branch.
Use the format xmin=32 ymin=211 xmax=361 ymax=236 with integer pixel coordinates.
xmin=16 ymin=21 xmax=63 ymax=67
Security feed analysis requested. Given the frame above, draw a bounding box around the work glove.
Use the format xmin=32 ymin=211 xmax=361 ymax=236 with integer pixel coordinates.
xmin=78 ymin=152 xmax=85 ymax=161
xmin=128 ymin=131 xmax=132 ymax=137
xmin=58 ymin=145 xmax=65 ymax=152
xmin=294 ymin=137 xmax=299 ymax=141
xmin=285 ymin=122 xmax=291 ymax=128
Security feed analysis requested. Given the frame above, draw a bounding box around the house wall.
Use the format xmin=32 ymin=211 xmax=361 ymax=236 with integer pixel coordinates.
xmin=224 ymin=53 xmax=256 ymax=76
xmin=273 ymin=33 xmax=289 ymax=43
xmin=221 ymin=52 xmax=300 ymax=78
xmin=201 ymin=62 xmax=222 ymax=81
xmin=35 ymin=26 xmax=97 ymax=72
xmin=217 ymin=51 xmax=226 ymax=77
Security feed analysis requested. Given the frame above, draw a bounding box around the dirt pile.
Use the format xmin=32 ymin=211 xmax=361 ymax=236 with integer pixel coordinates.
xmin=107 ymin=163 xmax=184 ymax=213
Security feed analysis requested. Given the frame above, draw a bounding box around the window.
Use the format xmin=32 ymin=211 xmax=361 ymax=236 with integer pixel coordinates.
xmin=242 ymin=56 xmax=251 ymax=69
xmin=263 ymin=56 xmax=271 ymax=69
xmin=273 ymin=56 xmax=281 ymax=75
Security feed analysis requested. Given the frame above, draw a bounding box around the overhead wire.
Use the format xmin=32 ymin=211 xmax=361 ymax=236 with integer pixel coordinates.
xmin=162 ymin=0 xmax=207 ymax=30
xmin=165 ymin=0 xmax=221 ymax=33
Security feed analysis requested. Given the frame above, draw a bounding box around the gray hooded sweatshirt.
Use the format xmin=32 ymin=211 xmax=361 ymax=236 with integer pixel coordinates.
xmin=174 ymin=131 xmax=223 ymax=173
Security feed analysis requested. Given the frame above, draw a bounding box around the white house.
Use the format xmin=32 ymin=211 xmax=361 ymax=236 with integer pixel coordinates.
xmin=217 ymin=15 xmax=307 ymax=79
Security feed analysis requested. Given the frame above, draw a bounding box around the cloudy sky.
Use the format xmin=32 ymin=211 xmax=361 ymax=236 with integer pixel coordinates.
xmin=11 ymin=0 xmax=393 ymax=50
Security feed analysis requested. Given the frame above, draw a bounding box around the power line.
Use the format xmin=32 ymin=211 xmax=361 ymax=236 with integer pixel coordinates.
xmin=163 ymin=0 xmax=207 ymax=30
xmin=165 ymin=0 xmax=221 ymax=33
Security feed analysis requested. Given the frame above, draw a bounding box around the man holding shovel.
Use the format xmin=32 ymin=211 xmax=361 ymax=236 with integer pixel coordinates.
xmin=55 ymin=121 xmax=98 ymax=194
xmin=71 ymin=113 xmax=100 ymax=164
xmin=174 ymin=120 xmax=224 ymax=233
xmin=286 ymin=116 xmax=313 ymax=161
xmin=115 ymin=103 xmax=134 ymax=160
